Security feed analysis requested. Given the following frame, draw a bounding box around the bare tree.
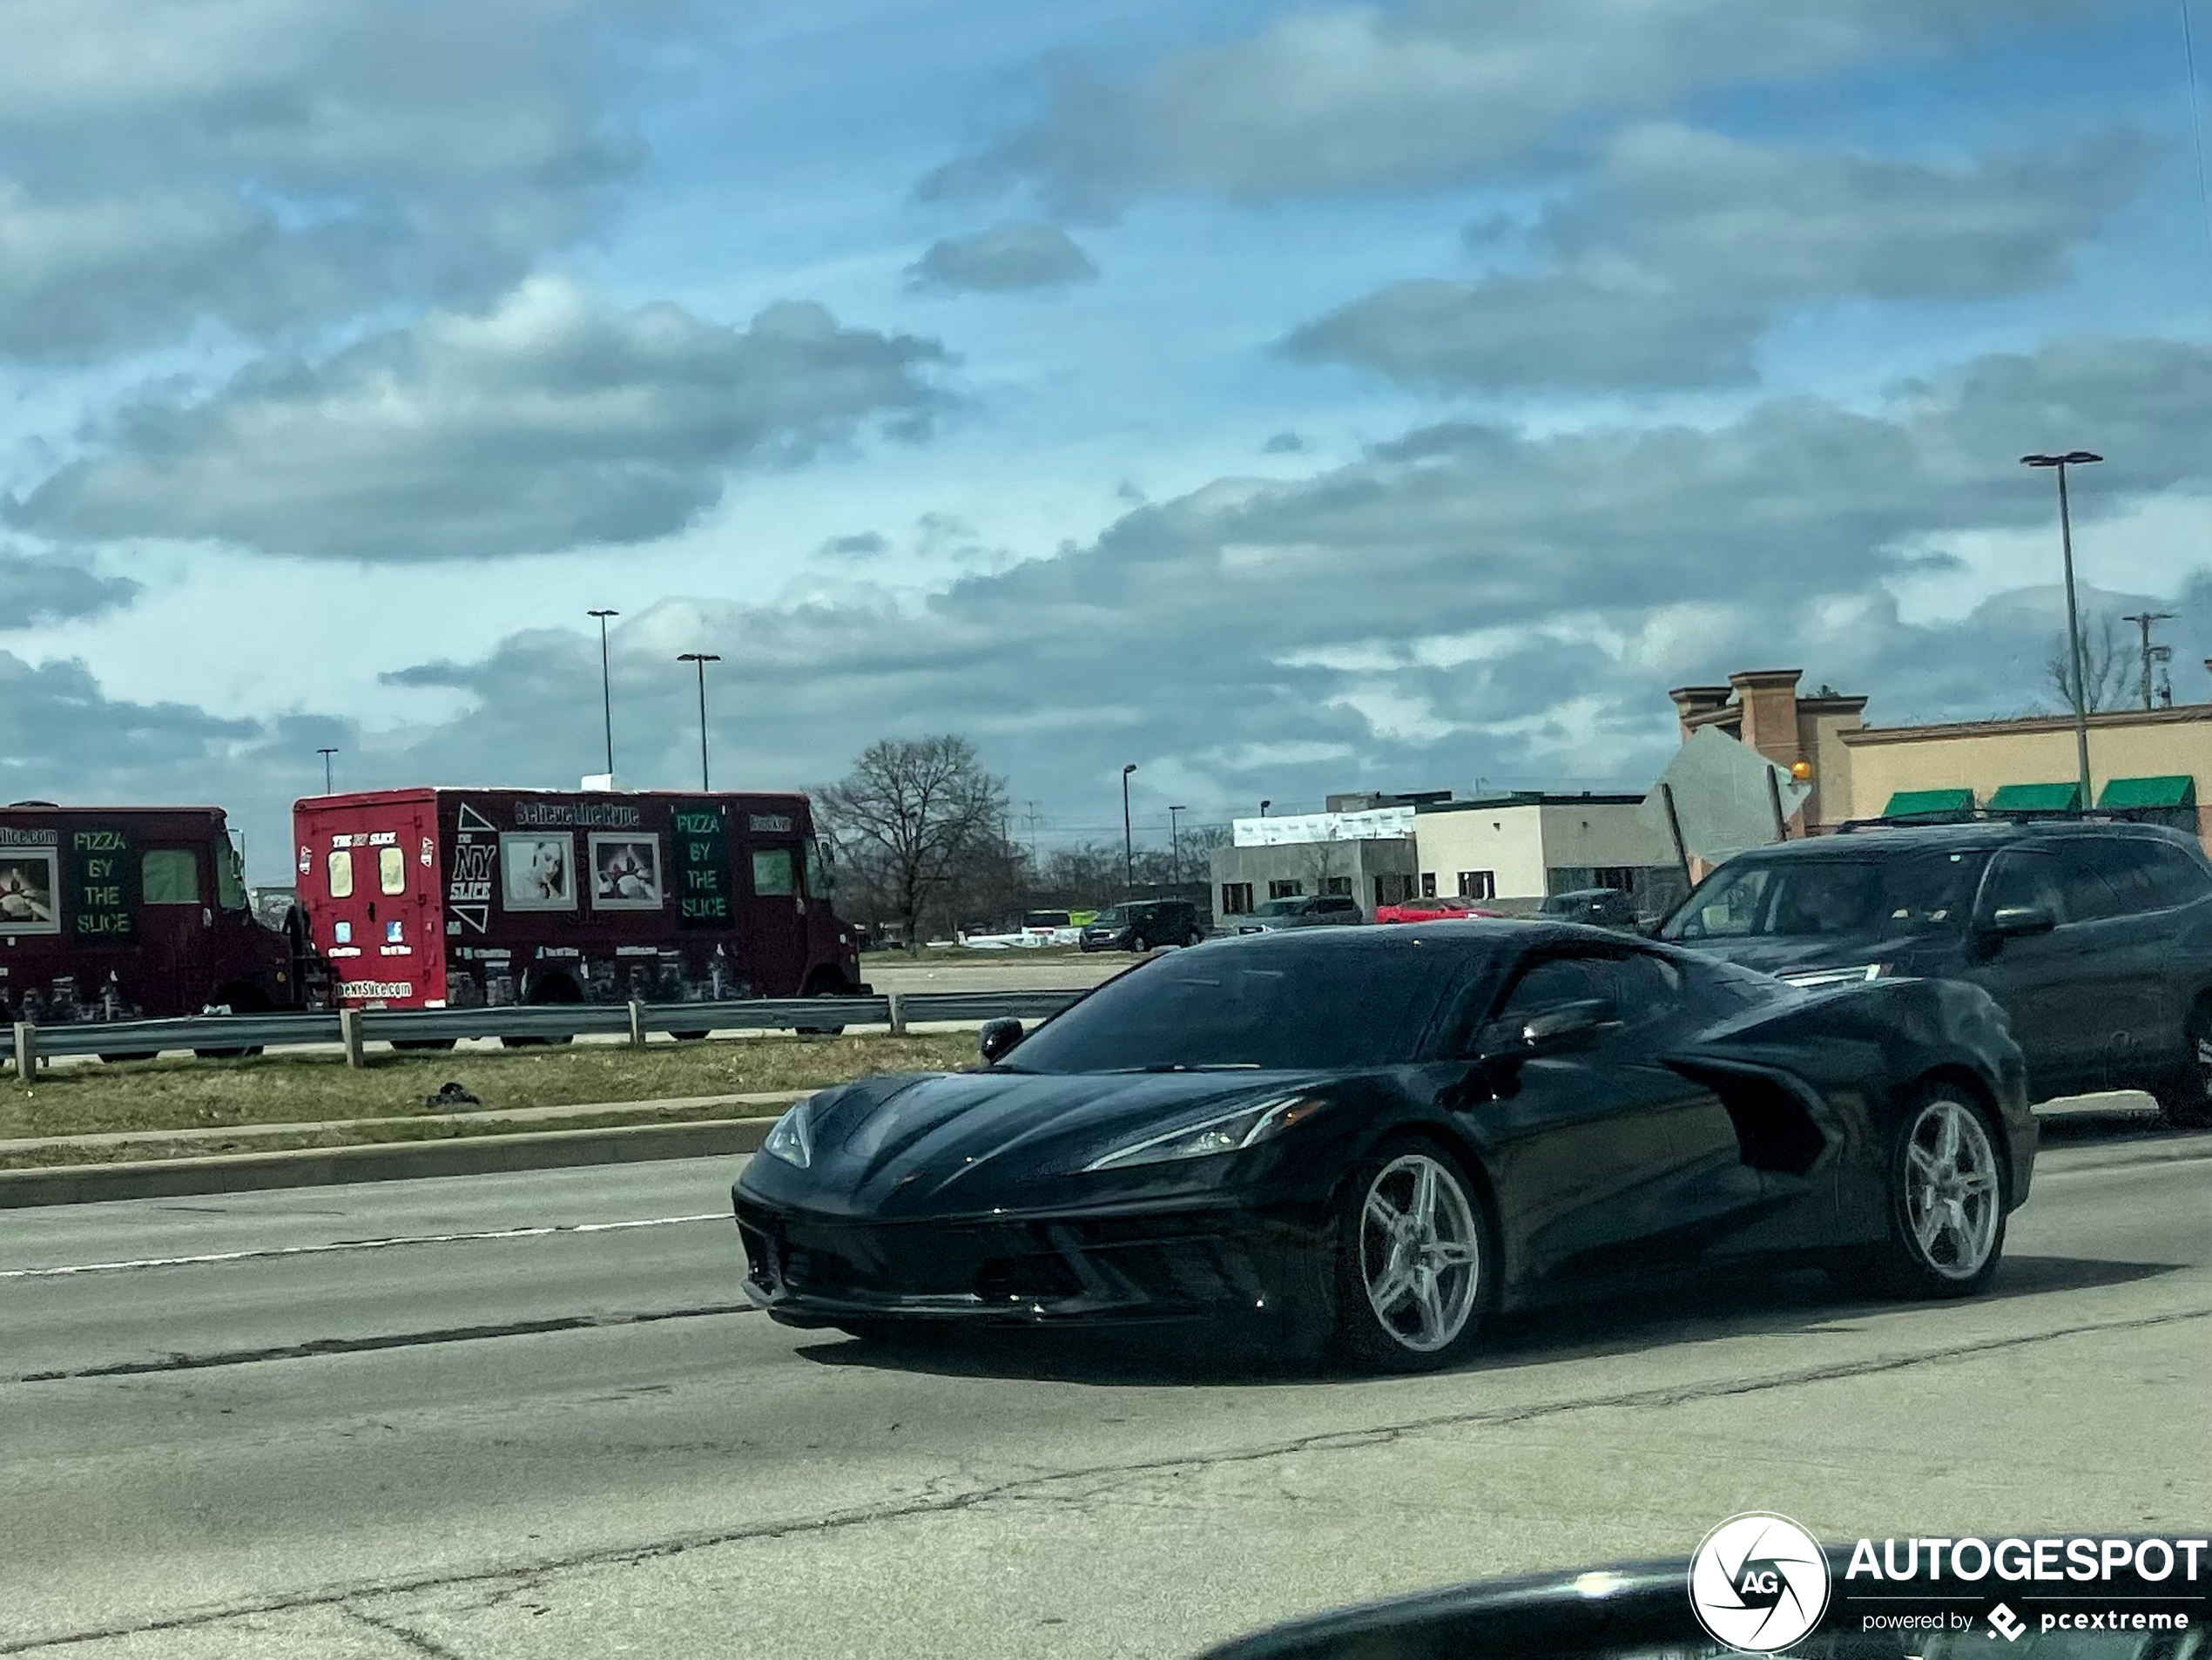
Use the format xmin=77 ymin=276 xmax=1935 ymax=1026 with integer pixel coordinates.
xmin=2045 ymin=612 xmax=2137 ymax=714
xmin=1301 ymin=834 xmax=1348 ymax=897
xmin=816 ymin=736 xmax=1008 ymax=951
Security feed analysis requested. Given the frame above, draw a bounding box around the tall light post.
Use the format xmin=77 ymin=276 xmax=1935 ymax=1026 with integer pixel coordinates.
xmin=678 ymin=653 xmax=720 ymax=790
xmin=1259 ymin=799 xmax=1271 ymax=818
xmin=2121 ymin=611 xmax=2175 ymax=712
xmin=316 ymin=747 xmax=338 ymax=794
xmin=2021 ymin=451 xmax=2103 ymax=807
xmin=1121 ymin=764 xmax=1137 ymax=896
xmin=1168 ymin=804 xmax=1187 ymax=889
xmin=588 ymin=609 xmax=619 ymax=779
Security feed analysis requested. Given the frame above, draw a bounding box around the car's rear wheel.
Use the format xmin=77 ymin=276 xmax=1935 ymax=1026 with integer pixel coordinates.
xmin=1129 ymin=934 xmax=1149 ymax=954
xmin=2149 ymin=998 xmax=2212 ymax=1130
xmin=1183 ymin=928 xmax=1204 ymax=948
xmin=1330 ymin=1139 xmax=1491 ymax=1373
xmin=1850 ymin=1089 xmax=2008 ymax=1299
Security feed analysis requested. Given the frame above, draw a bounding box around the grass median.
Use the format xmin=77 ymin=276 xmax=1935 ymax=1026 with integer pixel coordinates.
xmin=3 ymin=1031 xmax=977 ymax=1168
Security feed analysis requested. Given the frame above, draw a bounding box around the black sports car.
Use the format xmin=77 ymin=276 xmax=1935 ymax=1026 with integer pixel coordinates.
xmin=732 ymin=921 xmax=2034 ymax=1372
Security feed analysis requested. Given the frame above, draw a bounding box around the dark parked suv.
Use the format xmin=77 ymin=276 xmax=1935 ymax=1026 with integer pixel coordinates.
xmin=1538 ymin=887 xmax=1639 ymax=931
xmin=1656 ymin=817 xmax=2212 ymax=1125
xmin=1079 ymin=899 xmax=1206 ymax=953
xmin=1231 ymin=894 xmax=1366 ymax=934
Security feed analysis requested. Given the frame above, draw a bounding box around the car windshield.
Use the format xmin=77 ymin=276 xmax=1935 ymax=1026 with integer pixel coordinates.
xmin=1090 ymin=907 xmax=1124 ymax=924
xmin=1000 ymin=941 xmax=1461 ymax=1072
xmin=1661 ymin=849 xmax=1992 ymax=942
xmin=1251 ymin=898 xmax=1305 ymax=917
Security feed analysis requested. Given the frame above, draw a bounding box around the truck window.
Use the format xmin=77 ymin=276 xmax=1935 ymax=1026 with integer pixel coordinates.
xmin=805 ymin=839 xmax=833 ymax=897
xmin=143 ymin=848 xmax=200 ymax=905
xmin=217 ymin=837 xmax=249 ymax=911
xmin=378 ymin=845 xmax=407 ymax=895
xmin=752 ymin=847 xmax=797 ymax=897
xmin=328 ymin=849 xmax=354 ymax=899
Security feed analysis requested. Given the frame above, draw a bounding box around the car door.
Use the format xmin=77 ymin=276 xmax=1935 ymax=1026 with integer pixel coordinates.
xmin=1964 ymin=847 xmax=2079 ymax=1094
xmin=2047 ymin=837 xmax=2180 ymax=1090
xmin=1470 ymin=947 xmax=1724 ymax=1287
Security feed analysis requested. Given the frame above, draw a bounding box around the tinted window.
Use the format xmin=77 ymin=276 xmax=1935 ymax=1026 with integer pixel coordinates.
xmin=2144 ymin=844 xmax=2212 ymax=909
xmin=1499 ymin=951 xmax=1682 ymax=1024
xmin=1251 ymin=899 xmax=1304 ymax=918
xmin=142 ymin=848 xmax=199 ymax=905
xmin=751 ymin=847 xmax=797 ymax=898
xmin=1663 ymin=850 xmax=1986 ymax=941
xmin=1980 ymin=849 xmax=2064 ymax=921
xmin=1322 ymin=896 xmax=1359 ymax=913
xmin=1003 ymin=943 xmax=1461 ymax=1072
xmin=2051 ymin=840 xmax=2128 ymax=923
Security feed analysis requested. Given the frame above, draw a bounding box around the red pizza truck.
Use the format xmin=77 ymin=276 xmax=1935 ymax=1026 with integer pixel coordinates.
xmin=291 ymin=788 xmax=866 ymax=1029
xmin=0 ymin=803 xmax=318 ymax=1038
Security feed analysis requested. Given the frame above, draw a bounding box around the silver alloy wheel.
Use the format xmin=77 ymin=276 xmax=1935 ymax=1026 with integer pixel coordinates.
xmin=1902 ymin=1098 xmax=2001 ymax=1281
xmin=1359 ymin=1152 xmax=1481 ymax=1353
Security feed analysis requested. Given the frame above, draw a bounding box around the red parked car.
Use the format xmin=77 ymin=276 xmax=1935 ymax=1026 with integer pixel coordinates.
xmin=1374 ymin=894 xmax=1507 ymax=924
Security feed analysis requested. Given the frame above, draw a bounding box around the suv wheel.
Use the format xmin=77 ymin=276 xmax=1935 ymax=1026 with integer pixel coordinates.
xmin=1128 ymin=933 xmax=1149 ymax=953
xmin=2150 ymin=998 xmax=2212 ymax=1130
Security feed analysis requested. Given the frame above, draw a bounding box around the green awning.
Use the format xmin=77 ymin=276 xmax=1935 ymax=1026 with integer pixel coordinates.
xmin=1986 ymin=781 xmax=2082 ymax=811
xmin=1880 ymin=787 xmax=1975 ymax=820
xmin=2095 ymin=775 xmax=2197 ymax=810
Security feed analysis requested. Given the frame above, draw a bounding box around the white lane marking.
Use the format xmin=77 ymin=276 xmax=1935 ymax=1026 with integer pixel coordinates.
xmin=0 ymin=1213 xmax=726 ymax=1280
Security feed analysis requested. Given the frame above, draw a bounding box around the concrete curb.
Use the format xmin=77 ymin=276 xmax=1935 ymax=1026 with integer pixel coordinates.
xmin=0 ymin=1116 xmax=781 ymax=1210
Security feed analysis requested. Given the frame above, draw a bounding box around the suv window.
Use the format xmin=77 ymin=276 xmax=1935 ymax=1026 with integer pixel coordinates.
xmin=2051 ymin=839 xmax=2130 ymax=923
xmin=1979 ymin=848 xmax=2064 ymax=922
xmin=1663 ymin=849 xmax=1986 ymax=941
xmin=1320 ymin=896 xmax=1359 ymax=914
xmin=2142 ymin=843 xmax=2212 ymax=909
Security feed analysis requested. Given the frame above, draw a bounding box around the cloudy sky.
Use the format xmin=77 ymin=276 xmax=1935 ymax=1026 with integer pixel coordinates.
xmin=3 ymin=0 xmax=2209 ymax=877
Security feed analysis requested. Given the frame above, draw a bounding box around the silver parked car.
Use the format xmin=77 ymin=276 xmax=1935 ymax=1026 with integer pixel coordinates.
xmin=1231 ymin=894 xmax=1366 ymax=934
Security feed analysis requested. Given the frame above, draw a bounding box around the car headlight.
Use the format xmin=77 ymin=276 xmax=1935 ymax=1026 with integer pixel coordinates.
xmin=1082 ymin=1093 xmax=1330 ymax=1173
xmin=1779 ymin=962 xmax=1893 ymax=989
xmin=760 ymin=1098 xmax=817 ymax=1169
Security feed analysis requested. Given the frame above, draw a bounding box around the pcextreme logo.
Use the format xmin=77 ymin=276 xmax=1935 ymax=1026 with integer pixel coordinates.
xmin=1688 ymin=1513 xmax=1832 ymax=1653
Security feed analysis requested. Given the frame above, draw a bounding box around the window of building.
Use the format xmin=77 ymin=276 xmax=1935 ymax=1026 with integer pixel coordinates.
xmin=1268 ymin=879 xmax=1304 ymax=900
xmin=143 ymin=848 xmax=201 ymax=905
xmin=378 ymin=845 xmax=408 ymax=895
xmin=1456 ymin=870 xmax=1496 ymax=900
xmin=1420 ymin=872 xmax=1438 ymax=898
xmin=1322 ymin=875 xmax=1353 ymax=897
xmin=1374 ymin=874 xmax=1416 ymax=908
xmin=752 ymin=847 xmax=798 ymax=897
xmin=1220 ymin=882 xmax=1255 ymax=915
xmin=327 ymin=848 xmax=354 ymax=900
xmin=1594 ymin=866 xmax=1639 ymax=893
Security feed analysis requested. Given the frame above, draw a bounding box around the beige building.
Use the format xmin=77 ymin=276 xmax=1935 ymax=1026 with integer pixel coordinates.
xmin=1668 ymin=665 xmax=2212 ymax=854
xmin=1408 ymin=793 xmax=1683 ymax=912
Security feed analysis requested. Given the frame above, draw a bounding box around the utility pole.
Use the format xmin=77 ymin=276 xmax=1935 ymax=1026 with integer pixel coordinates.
xmin=316 ymin=748 xmax=338 ymax=794
xmin=1022 ymin=800 xmax=1042 ymax=867
xmin=1121 ymin=764 xmax=1137 ymax=897
xmin=588 ymin=609 xmax=619 ymax=779
xmin=2121 ymin=611 xmax=2176 ymax=712
xmin=2021 ymin=451 xmax=2103 ymax=807
xmin=1169 ymin=805 xmax=1187 ymax=890
xmin=677 ymin=653 xmax=719 ymax=790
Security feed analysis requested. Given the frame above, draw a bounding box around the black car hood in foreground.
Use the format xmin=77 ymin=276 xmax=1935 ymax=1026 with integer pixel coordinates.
xmin=757 ymin=1067 xmax=1325 ymax=1216
xmin=1194 ymin=1542 xmax=2206 ymax=1658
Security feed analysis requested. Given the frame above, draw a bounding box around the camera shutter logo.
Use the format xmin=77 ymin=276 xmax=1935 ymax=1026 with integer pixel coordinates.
xmin=1688 ymin=1514 xmax=1831 ymax=1653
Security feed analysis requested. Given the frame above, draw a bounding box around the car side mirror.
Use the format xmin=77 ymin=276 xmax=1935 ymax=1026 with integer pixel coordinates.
xmin=1982 ymin=903 xmax=2057 ymax=939
xmin=1477 ymin=998 xmax=1619 ymax=1061
xmin=978 ymin=1017 xmax=1024 ymax=1063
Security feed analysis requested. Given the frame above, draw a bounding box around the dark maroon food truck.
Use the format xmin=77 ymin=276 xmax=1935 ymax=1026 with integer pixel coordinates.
xmin=0 ymin=803 xmax=316 ymax=1035
xmin=291 ymin=788 xmax=866 ymax=1023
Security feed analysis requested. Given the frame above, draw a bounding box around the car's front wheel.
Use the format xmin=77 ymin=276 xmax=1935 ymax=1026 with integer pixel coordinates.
xmin=1128 ymin=934 xmax=1149 ymax=953
xmin=2149 ymin=998 xmax=2212 ymax=1130
xmin=1330 ymin=1138 xmax=1492 ymax=1372
xmin=1850 ymin=1088 xmax=2008 ymax=1299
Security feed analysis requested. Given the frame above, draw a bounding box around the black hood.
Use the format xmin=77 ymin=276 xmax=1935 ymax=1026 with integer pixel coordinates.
xmin=779 ymin=1067 xmax=1320 ymax=1214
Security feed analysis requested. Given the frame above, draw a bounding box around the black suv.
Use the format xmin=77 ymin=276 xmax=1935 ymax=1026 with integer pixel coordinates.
xmin=1656 ymin=817 xmax=2212 ymax=1125
xmin=1538 ymin=887 xmax=1640 ymax=931
xmin=1079 ymin=899 xmax=1207 ymax=953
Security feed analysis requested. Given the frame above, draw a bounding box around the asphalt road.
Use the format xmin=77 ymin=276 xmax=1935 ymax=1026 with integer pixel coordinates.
xmin=3 ymin=1113 xmax=2207 ymax=1659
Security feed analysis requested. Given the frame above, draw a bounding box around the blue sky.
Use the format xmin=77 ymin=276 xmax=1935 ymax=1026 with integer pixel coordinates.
xmin=2 ymin=0 xmax=2209 ymax=874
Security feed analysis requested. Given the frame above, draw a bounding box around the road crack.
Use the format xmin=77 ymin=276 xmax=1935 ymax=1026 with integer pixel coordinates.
xmin=5 ymin=1300 xmax=2206 ymax=1654
xmin=342 ymin=1605 xmax=469 ymax=1660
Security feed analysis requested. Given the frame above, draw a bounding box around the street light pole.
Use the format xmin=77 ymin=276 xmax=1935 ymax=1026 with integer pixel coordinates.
xmin=1121 ymin=764 xmax=1137 ymax=896
xmin=1169 ymin=805 xmax=1187 ymax=890
xmin=678 ymin=653 xmax=720 ymax=791
xmin=2022 ymin=451 xmax=2104 ymax=807
xmin=588 ymin=610 xmax=619 ymax=779
xmin=316 ymin=748 xmax=338 ymax=794
xmin=2121 ymin=611 xmax=2175 ymax=712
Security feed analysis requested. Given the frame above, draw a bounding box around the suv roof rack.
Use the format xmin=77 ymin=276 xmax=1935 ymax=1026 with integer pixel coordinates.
xmin=1831 ymin=806 xmax=2171 ymax=835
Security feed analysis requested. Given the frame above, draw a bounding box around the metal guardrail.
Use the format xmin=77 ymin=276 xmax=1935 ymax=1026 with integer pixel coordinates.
xmin=8 ymin=989 xmax=1089 ymax=1071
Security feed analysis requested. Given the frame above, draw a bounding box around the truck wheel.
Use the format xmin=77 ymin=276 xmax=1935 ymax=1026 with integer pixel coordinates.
xmin=795 ymin=975 xmax=849 ymax=1036
xmin=502 ymin=981 xmax=579 ymax=1048
xmin=391 ymin=1038 xmax=457 ymax=1053
xmin=193 ymin=1046 xmax=265 ymax=1060
xmin=100 ymin=1052 xmax=159 ymax=1065
xmin=669 ymin=1029 xmax=712 ymax=1043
